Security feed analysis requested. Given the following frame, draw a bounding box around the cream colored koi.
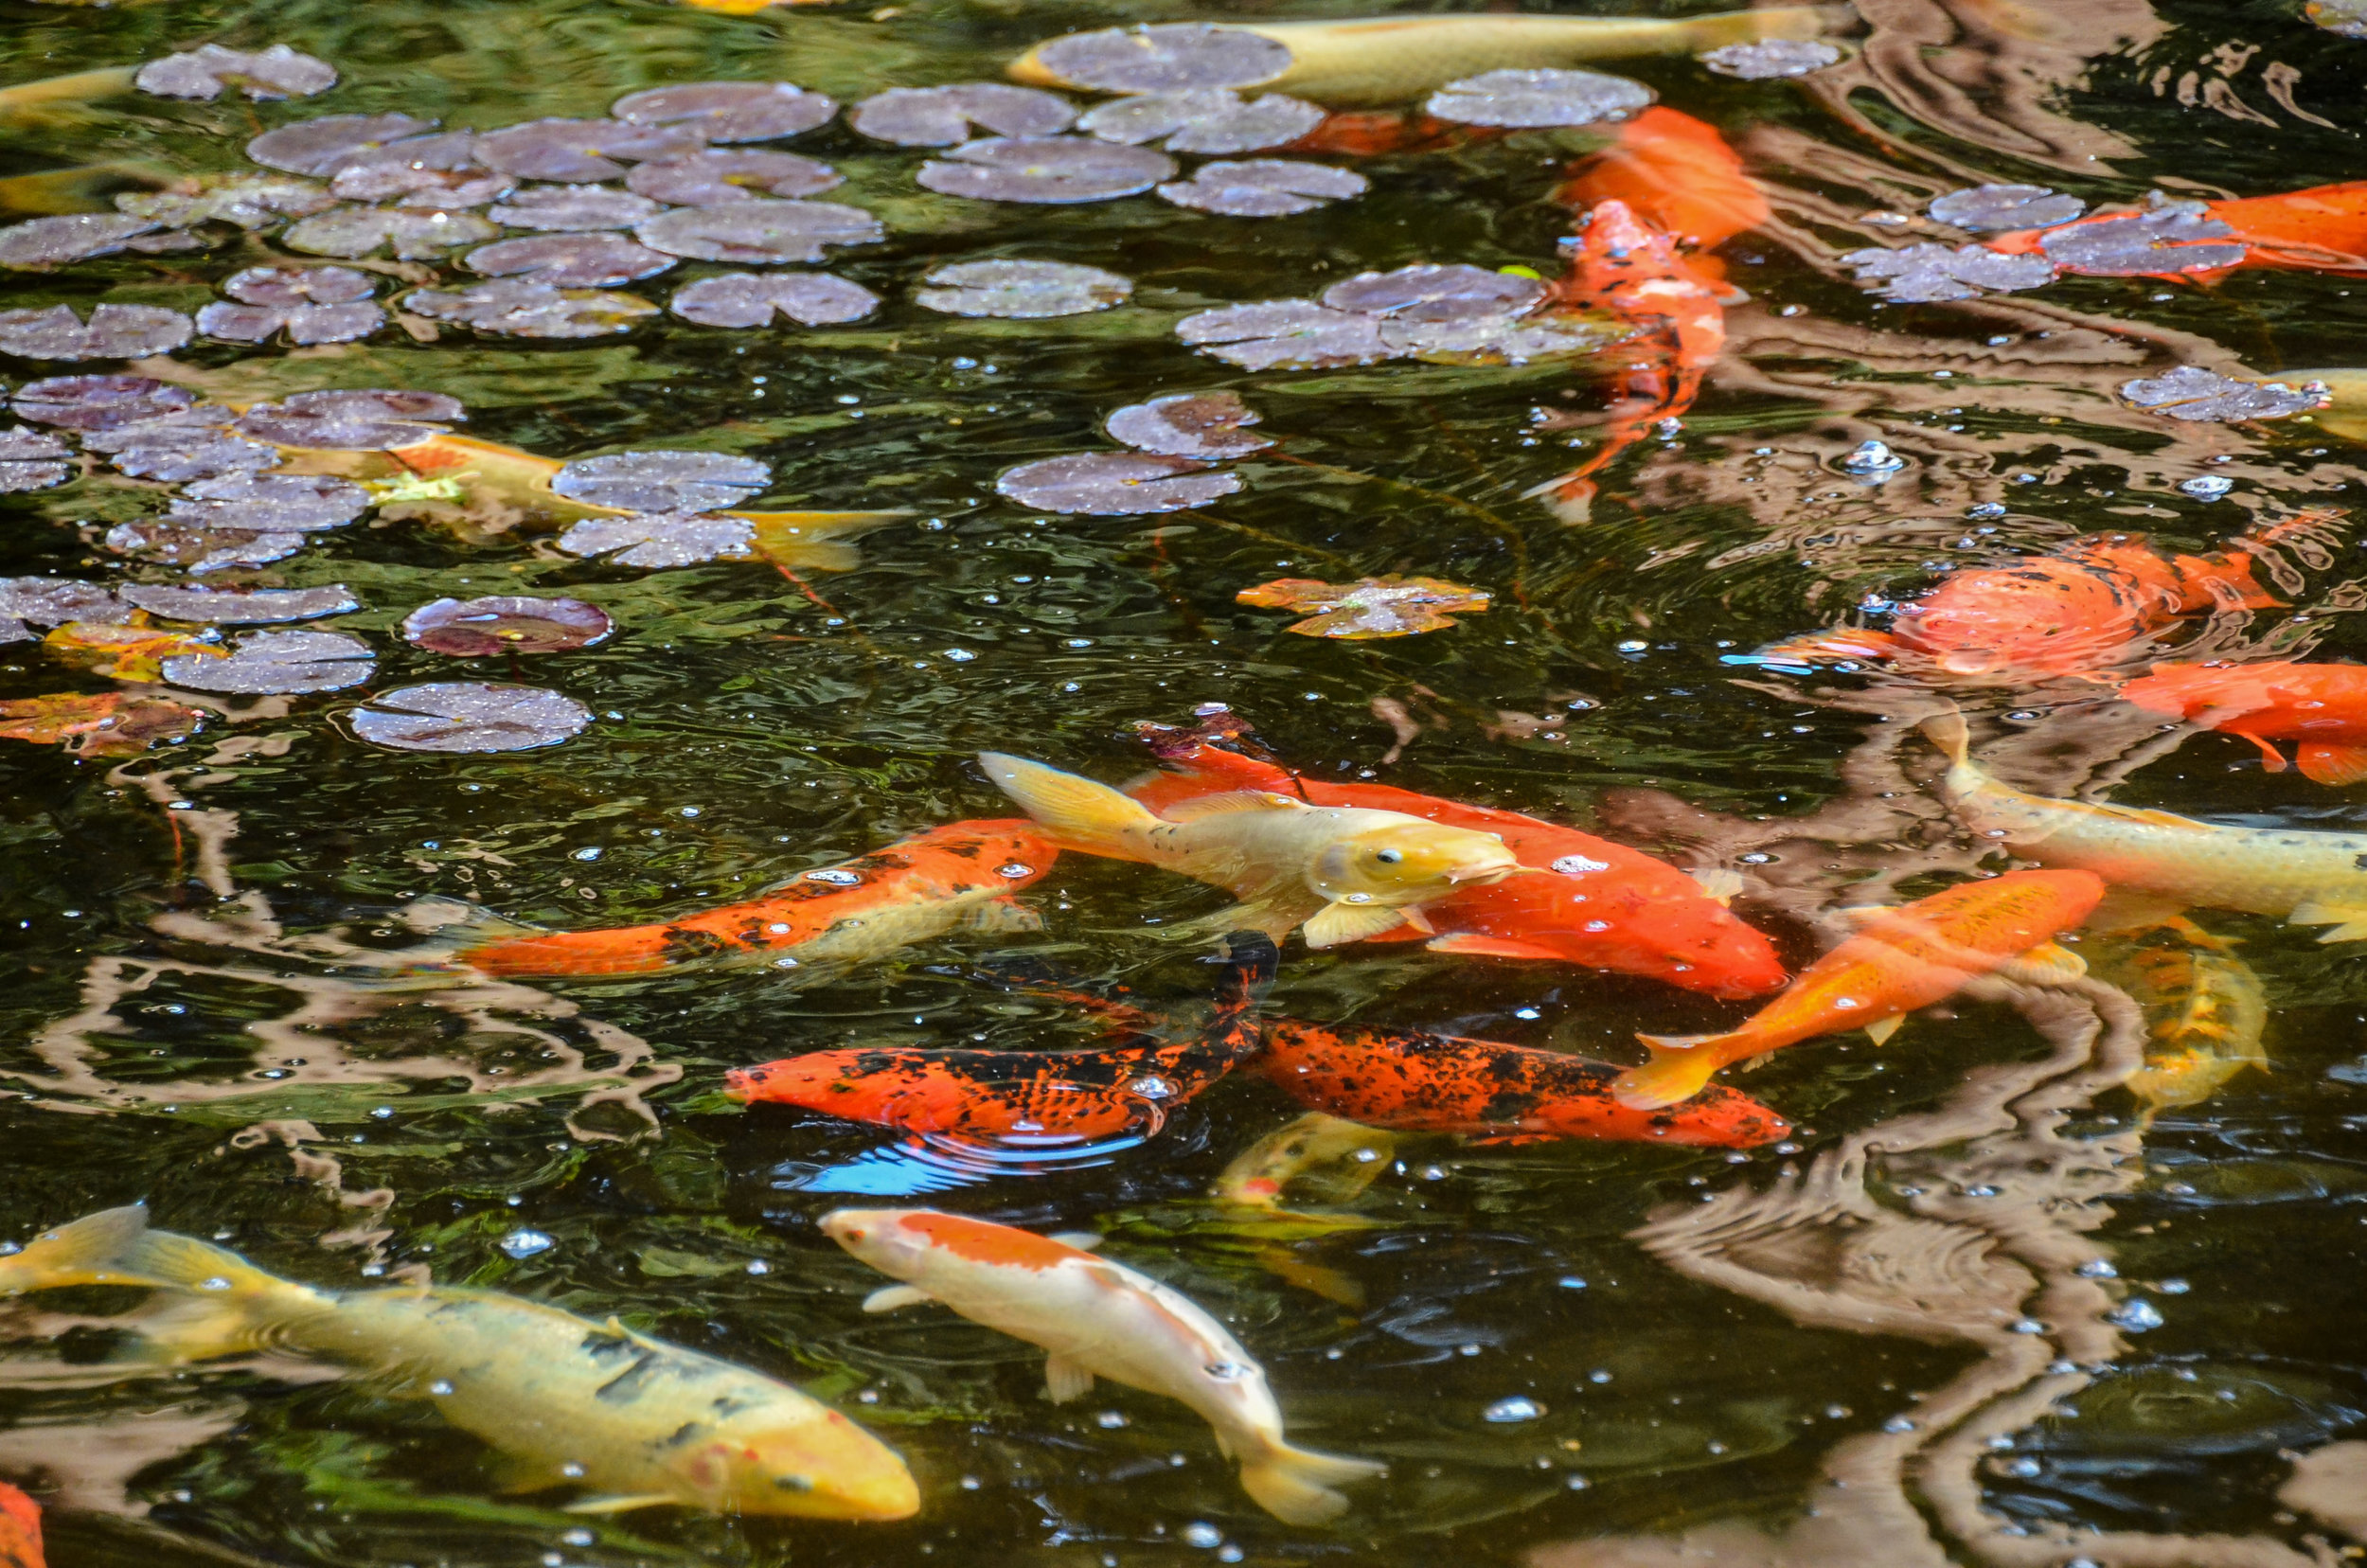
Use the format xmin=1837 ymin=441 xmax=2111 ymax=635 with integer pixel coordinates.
xmin=821 ymin=1208 xmax=1384 ymax=1524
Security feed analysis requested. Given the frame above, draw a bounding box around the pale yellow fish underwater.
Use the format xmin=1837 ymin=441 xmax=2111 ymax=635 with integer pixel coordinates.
xmin=2091 ymin=926 xmax=2270 ymax=1120
xmin=0 ymin=1206 xmax=154 ymax=1294
xmin=1212 ymin=1111 xmax=1397 ymax=1210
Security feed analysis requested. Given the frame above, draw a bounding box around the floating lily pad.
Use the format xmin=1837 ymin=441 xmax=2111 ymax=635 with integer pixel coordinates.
xmin=555 ymin=511 xmax=756 ymax=566
xmin=351 ymin=682 xmax=590 ymax=752
xmin=198 ymin=300 xmax=383 ymax=346
xmin=136 ymin=44 xmax=337 ymax=101
xmin=612 ymin=81 xmax=835 ymax=143
xmin=104 ymin=521 xmax=307 ymax=573
xmin=0 ymin=304 xmax=192 ymax=361
xmin=1106 ymin=392 xmax=1269 ymax=459
xmin=163 ymin=628 xmax=375 ymax=693
xmin=551 ymin=449 xmax=769 ymax=512
xmin=284 ymin=205 xmax=499 ymax=259
xmin=120 ymin=583 xmax=359 ymax=624
xmin=2039 ymin=205 xmax=2249 ymax=276
xmin=1698 ymin=38 xmax=1842 ymax=79
xmin=1323 ymin=262 xmax=1545 ymax=323
xmin=116 ymin=176 xmax=334 ymax=231
xmin=914 ymin=258 xmax=1132 ymax=318
xmin=996 ymin=452 xmax=1238 ymax=515
xmin=0 ymin=428 xmax=72 ymax=493
xmin=0 ymin=578 xmax=117 ymax=626
xmin=473 ymin=117 xmax=706 ymax=184
xmin=13 ymin=375 xmax=192 ymax=431
xmin=1080 ymin=90 xmax=1325 ymax=154
xmin=1030 ymin=24 xmax=1292 ymax=94
xmin=626 ymin=150 xmax=840 ymax=204
xmin=1928 ymin=184 xmax=2085 ymax=232
xmin=249 ymin=114 xmax=439 ymax=176
xmin=633 ymin=200 xmax=881 ymax=262
xmin=1381 ymin=312 xmax=1600 ymax=365
xmin=234 ymin=389 xmax=462 ymax=451
xmin=918 ymin=136 xmax=1175 ymax=205
xmin=106 ymin=430 xmax=277 ymax=482
xmin=169 ymin=471 xmax=371 ymax=531
xmin=850 ymin=83 xmax=1077 ymax=147
xmin=465 ymin=231 xmax=676 ymax=286
xmin=1176 ymin=299 xmax=1395 ymax=370
xmin=1159 ymin=158 xmax=1366 ymax=217
xmin=327 ymin=133 xmax=510 ymax=206
xmin=1426 ymin=67 xmax=1652 ymax=128
xmin=487 ymin=186 xmax=665 ymax=231
xmin=2121 ymin=365 xmax=2327 ymax=423
xmin=224 ymin=265 xmax=377 ymax=307
xmin=0 ymin=214 xmax=161 ymax=270
xmin=1842 ymin=241 xmax=2056 ymax=302
xmin=1237 ymin=574 xmax=1490 ymax=637
xmin=404 ymin=280 xmax=659 ymax=338
xmin=402 ymin=595 xmax=612 ymax=655
xmin=668 ymin=271 xmax=879 ymax=327
xmin=80 ymin=405 xmax=232 ymax=453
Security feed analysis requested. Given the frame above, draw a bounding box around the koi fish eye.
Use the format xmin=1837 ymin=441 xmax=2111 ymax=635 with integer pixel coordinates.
xmin=774 ymin=1474 xmax=815 ymax=1492
xmin=840 ymin=1226 xmax=868 ymax=1242
xmin=1373 ymin=847 xmax=1403 ymax=864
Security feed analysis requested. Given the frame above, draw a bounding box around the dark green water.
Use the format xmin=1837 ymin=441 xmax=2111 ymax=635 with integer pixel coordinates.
xmin=5 ymin=1 xmax=2367 ymax=1565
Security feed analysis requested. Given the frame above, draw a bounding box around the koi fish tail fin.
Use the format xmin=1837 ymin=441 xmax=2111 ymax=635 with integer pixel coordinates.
xmin=1740 ymin=628 xmax=1906 ymax=668
xmin=107 ymin=1229 xmax=315 ymax=1363
xmin=1612 ymin=1035 xmax=1725 ymax=1110
xmin=1525 ymin=473 xmax=1597 ymax=525
xmin=2297 ymin=740 xmax=2367 ymax=786
xmin=978 ymin=753 xmax=1162 ymax=859
xmin=1236 ymin=1437 xmax=1387 ymax=1525
xmin=0 ymin=1204 xmax=152 ymax=1294
xmin=1919 ymin=705 xmax=1971 ymax=768
xmin=383 ymin=897 xmax=551 ymax=973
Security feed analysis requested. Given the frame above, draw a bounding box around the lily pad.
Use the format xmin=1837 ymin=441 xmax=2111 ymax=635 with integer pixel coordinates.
xmin=0 ymin=578 xmax=117 ymax=626
xmin=557 ymin=511 xmax=755 ymax=566
xmin=1426 ymin=68 xmax=1652 ymax=129
xmin=327 ymin=133 xmax=509 ymax=206
xmin=1080 ymin=90 xmax=1325 ymax=155
xmin=1928 ymin=184 xmax=2085 ymax=232
xmin=850 ymin=83 xmax=1077 ymax=147
xmin=627 ymin=150 xmax=841 ymax=204
xmin=1237 ymin=574 xmax=1491 ymax=637
xmin=234 ymin=389 xmax=462 ymax=451
xmin=0 ymin=214 xmax=160 ymax=270
xmin=995 ymin=452 xmax=1238 ymax=515
xmin=1383 ymin=312 xmax=1606 ymax=365
xmin=488 ymin=187 xmax=665 ymax=231
xmin=1698 ymin=39 xmax=1842 ymax=79
xmin=249 ymin=114 xmax=439 ymax=176
xmin=224 ymin=265 xmax=377 ymax=306
xmin=0 ymin=304 xmax=192 ymax=361
xmin=43 ymin=621 xmax=222 ymax=682
xmin=914 ymin=258 xmax=1132 ymax=318
xmin=404 ymin=280 xmax=659 ymax=338
xmin=0 ymin=428 xmax=73 ymax=493
xmin=106 ymin=430 xmax=278 ymax=482
xmin=80 ymin=405 xmax=234 ymax=454
xmin=351 ymin=682 xmax=590 ymax=753
xmin=1176 ymin=299 xmax=1395 ymax=370
xmin=551 ymin=449 xmax=769 ymax=512
xmin=13 ymin=375 xmax=193 ymax=430
xmin=918 ymin=137 xmax=1175 ymax=205
xmin=1028 ymin=24 xmax=1292 ymax=94
xmin=120 ymin=583 xmax=360 ymax=624
xmin=2121 ymin=365 xmax=2327 ymax=423
xmin=168 ymin=472 xmax=371 ymax=531
xmin=402 ymin=595 xmax=612 ymax=655
xmin=1159 ymin=159 xmax=1366 ymax=217
xmin=104 ymin=522 xmax=307 ymax=573
xmin=116 ymin=177 xmax=334 ymax=231
xmin=668 ymin=271 xmax=879 ymax=327
xmin=473 ymin=118 xmax=706 ymax=183
xmin=612 ymin=81 xmax=835 ymax=143
xmin=2039 ymin=204 xmax=2248 ymax=275
xmin=1106 ymin=392 xmax=1269 ymax=458
xmin=633 ymin=200 xmax=881 ymax=262
xmin=163 ymin=628 xmax=375 ymax=694
xmin=465 ymin=232 xmax=676 ymax=286
xmin=1842 ymin=241 xmax=2056 ymax=302
xmin=198 ymin=300 xmax=383 ymax=346
xmin=284 ymin=205 xmax=499 ymax=260
xmin=1323 ymin=262 xmax=1545 ymax=322
xmin=136 ymin=44 xmax=337 ymax=101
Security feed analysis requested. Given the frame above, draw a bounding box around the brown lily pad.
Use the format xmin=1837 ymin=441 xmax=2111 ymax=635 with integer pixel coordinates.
xmin=1080 ymin=90 xmax=1325 ymax=155
xmin=668 ymin=271 xmax=879 ymax=327
xmin=284 ymin=205 xmax=499 ymax=260
xmin=249 ymin=114 xmax=438 ymax=176
xmin=0 ymin=304 xmax=191 ymax=361
xmin=105 ymin=430 xmax=277 ymax=482
xmin=351 ymin=682 xmax=590 ymax=753
xmin=1382 ymin=312 xmax=1604 ymax=365
xmin=13 ymin=375 xmax=192 ymax=430
xmin=234 ymin=389 xmax=462 ymax=451
xmin=556 ymin=511 xmax=756 ymax=566
xmin=551 ymin=449 xmax=769 ymax=512
xmin=163 ymin=628 xmax=375 ymax=694
xmin=633 ymin=200 xmax=881 ymax=263
xmin=465 ymin=231 xmax=676 ymax=286
xmin=1425 ymin=67 xmax=1652 ymax=128
xmin=0 ymin=214 xmax=160 ymax=270
xmin=1322 ymin=262 xmax=1543 ymax=322
xmin=473 ymin=118 xmax=706 ymax=183
xmin=996 ymin=452 xmax=1238 ymax=515
xmin=0 ymin=428 xmax=73 ymax=493
xmin=136 ymin=44 xmax=337 ymax=101
xmin=1158 ymin=158 xmax=1365 ymax=217
xmin=627 ymin=150 xmax=841 ymax=204
xmin=1237 ymin=574 xmax=1491 ymax=637
xmin=327 ymin=133 xmax=511 ymax=207
xmin=0 ymin=578 xmax=118 ymax=627
xmin=612 ymin=81 xmax=835 ymax=143
xmin=2121 ymin=366 xmax=2328 ymax=422
xmin=1176 ymin=299 xmax=1395 ymax=370
xmin=850 ymin=83 xmax=1077 ymax=147
xmin=119 ymin=583 xmax=360 ymax=624
xmin=224 ymin=265 xmax=378 ymax=306
xmin=917 ymin=137 xmax=1175 ymax=205
xmin=116 ymin=176 xmax=334 ymax=231
xmin=914 ymin=258 xmax=1131 ymax=318
xmin=404 ymin=280 xmax=659 ymax=338
xmin=1028 ymin=24 xmax=1291 ymax=94
xmin=198 ymin=298 xmax=383 ymax=346
xmin=402 ymin=595 xmax=612 ymax=655
xmin=1105 ymin=392 xmax=1269 ymax=458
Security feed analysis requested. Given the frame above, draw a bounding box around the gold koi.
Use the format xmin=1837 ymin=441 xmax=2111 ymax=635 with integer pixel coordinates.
xmin=0 ymin=1205 xmax=154 ymax=1294
xmin=2091 ymin=927 xmax=2269 ymax=1120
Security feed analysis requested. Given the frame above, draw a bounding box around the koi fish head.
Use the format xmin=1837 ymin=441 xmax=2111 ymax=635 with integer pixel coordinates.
xmin=678 ymin=1415 xmax=918 ymax=1520
xmin=1891 ymin=563 xmax=2149 ymax=680
xmin=1308 ymin=822 xmax=1522 ymax=906
xmin=1577 ymin=888 xmax=1789 ymax=1000
xmin=824 ymin=1207 xmax=1088 ymax=1278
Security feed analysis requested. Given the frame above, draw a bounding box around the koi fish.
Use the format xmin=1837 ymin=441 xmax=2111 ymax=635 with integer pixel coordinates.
xmin=0 ymin=1205 xmax=153 ymax=1295
xmin=1263 ymin=1020 xmax=1791 ymax=1145
xmin=1211 ymin=1112 xmax=1398 ymax=1209
xmin=1554 ymin=107 xmax=1768 ymax=266
xmin=1284 ymin=110 xmax=1485 ymax=158
xmin=1925 ymin=708 xmax=2367 ymax=941
xmin=449 ymin=820 xmax=1056 ymax=978
xmin=1990 ymin=182 xmax=2367 ymax=282
xmin=98 ymin=1213 xmax=917 ymax=1520
xmin=1613 ymin=867 xmax=2106 ymax=1110
xmin=0 ymin=66 xmax=136 ymax=130
xmin=1523 ymin=200 xmax=1728 ymax=524
xmin=0 ymin=1483 xmax=38 ymax=1568
xmin=2091 ymin=927 xmax=2269 ymax=1121
xmin=2118 ymin=660 xmax=2367 ymax=785
xmin=1128 ymin=716 xmax=1785 ymax=999
xmin=1009 ymin=10 xmax=1837 ymax=105
xmin=819 ymin=1208 xmax=1385 ymax=1523
xmin=979 ymin=752 xmax=1522 ymax=948
xmin=726 ymin=935 xmax=1273 ymax=1147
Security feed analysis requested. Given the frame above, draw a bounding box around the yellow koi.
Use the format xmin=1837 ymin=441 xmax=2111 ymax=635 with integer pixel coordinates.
xmin=0 ymin=1206 xmax=154 ymax=1294
xmin=1212 ymin=1111 xmax=1397 ymax=1210
xmin=0 ymin=66 xmax=136 ymax=129
xmin=2288 ymin=366 xmax=2367 ymax=444
xmin=2092 ymin=928 xmax=2269 ymax=1119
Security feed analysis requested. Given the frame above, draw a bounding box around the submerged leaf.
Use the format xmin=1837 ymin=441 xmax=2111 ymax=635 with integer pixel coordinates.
xmin=45 ymin=619 xmax=223 ymax=682
xmin=328 ymin=133 xmax=510 ymax=206
xmin=284 ymin=205 xmax=499 ymax=259
xmin=1027 ymin=24 xmax=1291 ymax=94
xmin=627 ymin=150 xmax=840 ymax=204
xmin=669 ymin=271 xmax=878 ymax=327
xmin=402 ymin=595 xmax=612 ymax=655
xmin=1079 ymin=90 xmax=1324 ymax=155
xmin=104 ymin=429 xmax=277 ymax=481
xmin=1426 ymin=68 xmax=1652 ymax=129
xmin=13 ymin=375 xmax=192 ymax=430
xmin=996 ymin=452 xmax=1238 ymax=515
xmin=913 ymin=258 xmax=1131 ymax=318
xmin=235 ymin=389 xmax=462 ymax=451
xmin=162 ymin=628 xmax=375 ymax=693
xmin=104 ymin=521 xmax=307 ymax=572
xmin=612 ymin=81 xmax=836 ymax=143
xmin=116 ymin=175 xmax=334 ymax=230
xmin=0 ymin=427 xmax=73 ymax=492
xmin=1842 ymin=241 xmax=2055 ymax=302
xmin=2121 ymin=365 xmax=2328 ymax=422
xmin=488 ymin=186 xmax=664 ymax=231
xmin=0 ymin=303 xmax=191 ymax=360
xmin=2039 ymin=204 xmax=2248 ymax=275
xmin=633 ymin=200 xmax=881 ymax=262
xmin=1928 ymin=184 xmax=2085 ymax=231
xmin=552 ymin=449 xmax=769 ymax=512
xmin=119 ymin=583 xmax=359 ymax=623
xmin=0 ymin=690 xmax=203 ymax=756
xmin=1176 ymin=299 xmax=1394 ymax=370
xmin=473 ymin=117 xmax=704 ymax=183
xmin=465 ymin=231 xmax=676 ymax=286
xmin=1698 ymin=38 xmax=1842 ymax=79
xmin=136 ymin=44 xmax=336 ymax=101
xmin=556 ymin=511 xmax=756 ymax=566
xmin=1237 ymin=574 xmax=1491 ymax=637
xmin=405 ymin=280 xmax=659 ymax=338
xmin=168 ymin=471 xmax=372 ymax=531
xmin=0 ymin=213 xmax=159 ymax=269
xmin=917 ymin=137 xmax=1175 ymax=205
xmin=248 ymin=114 xmax=439 ymax=176
xmin=1158 ymin=159 xmax=1365 ymax=217
xmin=1322 ymin=262 xmax=1544 ymax=322
xmin=850 ymin=83 xmax=1076 ymax=147
xmin=1105 ymin=392 xmax=1269 ymax=458
xmin=351 ymin=682 xmax=590 ymax=752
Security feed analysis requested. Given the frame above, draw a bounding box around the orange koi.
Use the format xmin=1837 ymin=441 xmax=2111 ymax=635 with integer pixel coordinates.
xmin=1127 ymin=714 xmax=1785 ymax=999
xmin=0 ymin=1483 xmax=38 ymax=1568
xmin=1990 ymin=181 xmax=2367 ymax=281
xmin=1613 ymin=868 xmax=2106 ymax=1109
xmin=1284 ymin=109 xmax=1489 ymax=157
xmin=1259 ymin=1020 xmax=1790 ymax=1147
xmin=2119 ymin=660 xmax=2367 ymax=785
xmin=1554 ymin=106 xmax=1767 ymax=269
xmin=1525 ymin=199 xmax=1728 ymax=523
xmin=451 ymin=820 xmax=1056 ymax=978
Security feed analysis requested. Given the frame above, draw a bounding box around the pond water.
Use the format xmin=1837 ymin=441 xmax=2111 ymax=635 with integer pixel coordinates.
xmin=5 ymin=0 xmax=2367 ymax=1565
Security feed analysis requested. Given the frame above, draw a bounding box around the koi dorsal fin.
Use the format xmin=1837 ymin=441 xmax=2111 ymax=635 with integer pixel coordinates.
xmin=1158 ymin=791 xmax=1308 ymax=821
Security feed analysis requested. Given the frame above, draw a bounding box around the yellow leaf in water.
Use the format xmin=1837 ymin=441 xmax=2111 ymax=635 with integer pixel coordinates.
xmin=44 ymin=620 xmax=224 ymax=682
xmin=0 ymin=690 xmax=203 ymax=755
xmin=1237 ymin=574 xmax=1492 ymax=638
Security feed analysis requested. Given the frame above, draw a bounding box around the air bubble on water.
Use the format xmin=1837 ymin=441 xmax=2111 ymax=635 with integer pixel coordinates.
xmin=561 ymin=1531 xmax=595 ymax=1548
xmin=500 ymin=1229 xmax=555 ymax=1257
xmin=1882 ymin=1415 xmax=1916 ymax=1433
xmin=1515 ymin=1007 xmax=1541 ymax=1020
xmin=2179 ymin=475 xmax=2234 ymax=501
xmin=2158 ymin=1278 xmax=2189 ymax=1294
xmin=746 ymin=1258 xmax=771 ymax=1274
xmin=1183 ymin=1523 xmax=1222 ymax=1548
xmin=1096 ymin=1411 xmax=1128 ymax=1428
xmin=431 ymin=1380 xmax=455 ymax=1395
xmin=2075 ymin=1259 xmax=2117 ymax=1278
xmin=1485 ymin=1396 xmax=1544 ymax=1422
xmin=1842 ymin=439 xmax=1905 ymax=476
xmin=2010 ymin=1319 xmax=2045 ymax=1334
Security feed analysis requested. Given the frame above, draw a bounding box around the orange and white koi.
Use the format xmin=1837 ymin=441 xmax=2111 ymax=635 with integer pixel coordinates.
xmin=2118 ymin=660 xmax=2367 ymax=785
xmin=449 ymin=820 xmax=1056 ymax=979
xmin=819 ymin=1208 xmax=1384 ymax=1523
xmin=1613 ymin=867 xmax=2106 ymax=1110
xmin=1554 ymin=107 xmax=1767 ymax=271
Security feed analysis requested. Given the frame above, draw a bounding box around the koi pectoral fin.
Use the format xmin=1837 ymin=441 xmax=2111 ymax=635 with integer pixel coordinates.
xmin=1863 ymin=1015 xmax=1903 ymax=1046
xmin=1423 ymin=934 xmax=1567 ymax=961
xmin=1613 ymin=1034 xmax=1723 ymax=1110
xmin=2292 ymin=900 xmax=2367 ymax=943
xmin=2296 ymin=741 xmax=2367 ymax=786
xmin=563 ymin=1495 xmax=679 ymax=1516
xmin=1043 ymin=1355 xmax=1095 ymax=1404
xmin=2083 ymin=889 xmax=2192 ymax=936
xmin=964 ymin=895 xmax=1043 ymax=935
xmin=1302 ymin=901 xmax=1410 ymax=949
xmin=863 ymin=1285 xmax=933 ymax=1313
